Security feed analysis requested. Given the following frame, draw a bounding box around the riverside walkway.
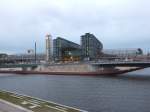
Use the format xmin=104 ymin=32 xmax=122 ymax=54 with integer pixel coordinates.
xmin=0 ymin=90 xmax=87 ymax=112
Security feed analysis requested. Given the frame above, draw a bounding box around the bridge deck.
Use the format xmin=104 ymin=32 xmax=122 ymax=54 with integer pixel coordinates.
xmin=0 ymin=64 xmax=38 ymax=68
xmin=92 ymin=61 xmax=150 ymax=67
xmin=1 ymin=61 xmax=150 ymax=68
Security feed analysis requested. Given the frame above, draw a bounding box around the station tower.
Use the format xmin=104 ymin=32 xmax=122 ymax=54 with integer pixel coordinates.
xmin=45 ymin=34 xmax=53 ymax=62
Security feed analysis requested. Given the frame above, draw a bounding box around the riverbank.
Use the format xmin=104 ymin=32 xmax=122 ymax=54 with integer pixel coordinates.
xmin=0 ymin=63 xmax=147 ymax=76
xmin=0 ymin=90 xmax=86 ymax=112
xmin=0 ymin=67 xmax=144 ymax=76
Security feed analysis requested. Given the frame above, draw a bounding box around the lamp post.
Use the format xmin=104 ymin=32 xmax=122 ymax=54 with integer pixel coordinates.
xmin=35 ymin=42 xmax=37 ymax=64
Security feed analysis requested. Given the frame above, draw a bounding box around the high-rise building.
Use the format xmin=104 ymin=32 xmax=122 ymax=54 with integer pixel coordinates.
xmin=45 ymin=34 xmax=52 ymax=62
xmin=81 ymin=33 xmax=103 ymax=60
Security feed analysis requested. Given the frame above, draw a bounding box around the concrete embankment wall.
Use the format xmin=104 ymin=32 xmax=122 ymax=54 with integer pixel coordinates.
xmin=35 ymin=64 xmax=127 ymax=73
xmin=35 ymin=64 xmax=96 ymax=73
xmin=0 ymin=68 xmax=22 ymax=71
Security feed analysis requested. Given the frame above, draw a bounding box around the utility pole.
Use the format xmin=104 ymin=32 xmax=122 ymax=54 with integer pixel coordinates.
xmin=35 ymin=42 xmax=37 ymax=64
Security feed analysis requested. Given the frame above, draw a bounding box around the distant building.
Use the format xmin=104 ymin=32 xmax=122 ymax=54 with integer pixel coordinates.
xmin=0 ymin=53 xmax=8 ymax=63
xmin=0 ymin=53 xmax=8 ymax=59
xmin=7 ymin=53 xmax=45 ymax=64
xmin=81 ymin=33 xmax=103 ymax=60
xmin=45 ymin=34 xmax=53 ymax=62
xmin=53 ymin=37 xmax=81 ymax=61
xmin=103 ymin=48 xmax=143 ymax=57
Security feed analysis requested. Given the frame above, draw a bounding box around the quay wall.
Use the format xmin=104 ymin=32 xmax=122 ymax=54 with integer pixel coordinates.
xmin=0 ymin=63 xmax=140 ymax=75
xmin=35 ymin=64 xmax=97 ymax=73
xmin=34 ymin=64 xmax=140 ymax=73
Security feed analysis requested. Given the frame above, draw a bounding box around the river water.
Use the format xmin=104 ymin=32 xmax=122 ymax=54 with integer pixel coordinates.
xmin=0 ymin=68 xmax=150 ymax=112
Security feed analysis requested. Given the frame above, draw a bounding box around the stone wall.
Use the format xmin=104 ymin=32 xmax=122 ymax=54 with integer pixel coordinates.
xmin=36 ymin=64 xmax=96 ymax=73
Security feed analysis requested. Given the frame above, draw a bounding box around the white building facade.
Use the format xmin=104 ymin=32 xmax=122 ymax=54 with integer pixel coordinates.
xmin=45 ymin=34 xmax=53 ymax=62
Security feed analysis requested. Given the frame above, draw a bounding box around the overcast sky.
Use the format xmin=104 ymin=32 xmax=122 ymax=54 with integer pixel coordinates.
xmin=0 ymin=0 xmax=150 ymax=54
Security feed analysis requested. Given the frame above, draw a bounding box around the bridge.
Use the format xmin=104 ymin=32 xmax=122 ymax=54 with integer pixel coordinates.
xmin=1 ymin=61 xmax=150 ymax=68
xmin=0 ymin=63 xmax=38 ymax=69
xmin=0 ymin=61 xmax=150 ymax=75
xmin=91 ymin=61 xmax=150 ymax=67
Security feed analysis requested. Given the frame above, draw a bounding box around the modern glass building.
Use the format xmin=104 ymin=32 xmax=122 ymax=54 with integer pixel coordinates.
xmin=81 ymin=33 xmax=103 ymax=60
xmin=53 ymin=37 xmax=81 ymax=61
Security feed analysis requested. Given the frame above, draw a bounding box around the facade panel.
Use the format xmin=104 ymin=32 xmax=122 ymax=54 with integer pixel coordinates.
xmin=53 ymin=37 xmax=81 ymax=61
xmin=81 ymin=33 xmax=103 ymax=60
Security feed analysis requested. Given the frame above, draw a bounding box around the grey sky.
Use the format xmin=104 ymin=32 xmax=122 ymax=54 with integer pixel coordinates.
xmin=0 ymin=0 xmax=150 ymax=54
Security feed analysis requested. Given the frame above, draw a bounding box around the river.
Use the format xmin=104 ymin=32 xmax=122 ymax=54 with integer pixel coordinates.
xmin=0 ymin=68 xmax=150 ymax=112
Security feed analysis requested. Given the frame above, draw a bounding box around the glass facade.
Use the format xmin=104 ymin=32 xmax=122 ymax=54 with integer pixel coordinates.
xmin=81 ymin=33 xmax=103 ymax=60
xmin=53 ymin=33 xmax=103 ymax=62
xmin=53 ymin=37 xmax=81 ymax=61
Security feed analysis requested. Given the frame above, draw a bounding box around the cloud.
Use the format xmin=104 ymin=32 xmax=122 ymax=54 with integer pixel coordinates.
xmin=0 ymin=0 xmax=150 ymax=54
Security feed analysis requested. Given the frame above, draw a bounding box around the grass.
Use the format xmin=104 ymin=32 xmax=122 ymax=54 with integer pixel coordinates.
xmin=0 ymin=90 xmax=85 ymax=112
